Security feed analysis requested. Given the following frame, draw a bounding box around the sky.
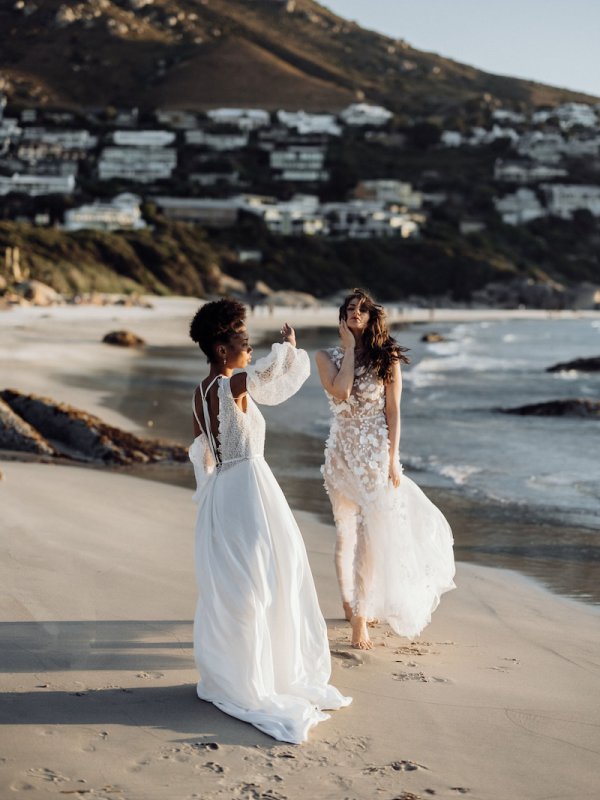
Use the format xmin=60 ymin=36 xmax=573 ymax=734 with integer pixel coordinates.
xmin=322 ymin=0 xmax=600 ymax=99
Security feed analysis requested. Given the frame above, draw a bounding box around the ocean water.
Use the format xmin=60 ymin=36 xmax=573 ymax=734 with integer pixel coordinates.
xmin=67 ymin=316 xmax=600 ymax=603
xmin=258 ymin=318 xmax=600 ymax=530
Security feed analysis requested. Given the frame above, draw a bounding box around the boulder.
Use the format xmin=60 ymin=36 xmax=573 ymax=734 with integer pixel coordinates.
xmin=501 ymin=399 xmax=600 ymax=418
xmin=0 ymin=396 xmax=56 ymax=456
xmin=546 ymin=356 xmax=600 ymax=373
xmin=421 ymin=332 xmax=446 ymax=343
xmin=0 ymin=389 xmax=188 ymax=465
xmin=102 ymin=330 xmax=146 ymax=347
xmin=14 ymin=280 xmax=62 ymax=306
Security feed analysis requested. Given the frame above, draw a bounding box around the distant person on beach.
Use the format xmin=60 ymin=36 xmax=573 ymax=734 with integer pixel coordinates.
xmin=188 ymin=299 xmax=350 ymax=743
xmin=316 ymin=289 xmax=456 ymax=649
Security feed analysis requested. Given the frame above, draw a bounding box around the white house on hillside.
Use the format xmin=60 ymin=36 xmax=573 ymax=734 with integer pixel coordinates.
xmin=494 ymin=159 xmax=567 ymax=183
xmin=340 ymin=104 xmax=393 ymax=127
xmin=0 ymin=173 xmax=75 ymax=195
xmin=270 ymin=144 xmax=329 ymax=181
xmin=112 ymin=130 xmax=176 ymax=147
xmin=541 ymin=184 xmax=600 ymax=218
xmin=276 ymin=111 xmax=341 ymax=136
xmin=98 ymin=147 xmax=177 ymax=182
xmin=206 ymin=108 xmax=271 ymax=131
xmin=355 ymin=179 xmax=422 ymax=209
xmin=492 ymin=109 xmax=527 ymax=125
xmin=185 ymin=129 xmax=249 ymax=151
xmin=321 ymin=201 xmax=418 ymax=238
xmin=63 ymin=193 xmax=146 ymax=231
xmin=441 ymin=130 xmax=464 ymax=147
xmin=494 ymin=188 xmax=546 ymax=225
xmin=516 ymin=132 xmax=565 ymax=164
xmin=555 ymin=103 xmax=597 ymax=129
xmin=21 ymin=128 xmax=97 ymax=149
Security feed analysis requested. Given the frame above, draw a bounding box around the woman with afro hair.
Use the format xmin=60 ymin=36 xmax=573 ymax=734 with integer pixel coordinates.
xmin=188 ymin=299 xmax=350 ymax=744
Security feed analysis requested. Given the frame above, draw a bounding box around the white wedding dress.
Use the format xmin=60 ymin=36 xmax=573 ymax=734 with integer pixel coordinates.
xmin=189 ymin=343 xmax=351 ymax=744
xmin=322 ymin=346 xmax=456 ymax=638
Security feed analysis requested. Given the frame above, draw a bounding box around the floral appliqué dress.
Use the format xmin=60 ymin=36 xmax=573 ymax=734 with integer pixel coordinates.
xmin=189 ymin=343 xmax=351 ymax=744
xmin=322 ymin=346 xmax=456 ymax=637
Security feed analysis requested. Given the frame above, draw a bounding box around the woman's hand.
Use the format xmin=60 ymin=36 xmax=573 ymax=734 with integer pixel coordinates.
xmin=339 ymin=320 xmax=355 ymax=349
xmin=280 ymin=322 xmax=296 ymax=347
xmin=389 ymin=460 xmax=402 ymax=489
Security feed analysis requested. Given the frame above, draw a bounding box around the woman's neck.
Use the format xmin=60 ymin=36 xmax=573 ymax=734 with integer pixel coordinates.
xmin=208 ymin=364 xmax=234 ymax=379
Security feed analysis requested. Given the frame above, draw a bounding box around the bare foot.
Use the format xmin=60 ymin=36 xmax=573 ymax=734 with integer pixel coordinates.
xmin=343 ymin=601 xmax=353 ymax=623
xmin=351 ymin=616 xmax=373 ymax=650
xmin=367 ymin=618 xmax=380 ymax=627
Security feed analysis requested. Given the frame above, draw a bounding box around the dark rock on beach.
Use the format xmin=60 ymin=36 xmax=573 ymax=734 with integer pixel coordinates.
xmin=0 ymin=389 xmax=188 ymax=465
xmin=501 ymin=399 xmax=600 ymax=418
xmin=421 ymin=332 xmax=446 ymax=343
xmin=102 ymin=330 xmax=146 ymax=348
xmin=546 ymin=356 xmax=600 ymax=373
xmin=0 ymin=397 xmax=57 ymax=456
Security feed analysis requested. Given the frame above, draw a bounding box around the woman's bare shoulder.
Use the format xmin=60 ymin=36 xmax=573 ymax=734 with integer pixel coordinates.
xmin=229 ymin=371 xmax=248 ymax=399
xmin=316 ymin=346 xmax=339 ymax=360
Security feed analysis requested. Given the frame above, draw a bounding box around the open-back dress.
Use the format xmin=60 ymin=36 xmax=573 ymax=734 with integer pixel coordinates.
xmin=189 ymin=342 xmax=351 ymax=744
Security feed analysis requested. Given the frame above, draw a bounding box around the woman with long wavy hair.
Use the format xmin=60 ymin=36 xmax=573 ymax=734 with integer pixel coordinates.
xmin=316 ymin=289 xmax=455 ymax=649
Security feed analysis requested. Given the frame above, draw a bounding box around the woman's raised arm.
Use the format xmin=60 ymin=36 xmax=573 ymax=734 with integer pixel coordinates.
xmin=315 ymin=321 xmax=356 ymax=401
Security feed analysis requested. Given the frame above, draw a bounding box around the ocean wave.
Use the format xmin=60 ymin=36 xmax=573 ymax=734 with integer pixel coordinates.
xmin=410 ymin=353 xmax=523 ymax=374
xmin=425 ymin=340 xmax=461 ymax=356
xmin=438 ymin=463 xmax=481 ymax=485
xmin=553 ymin=370 xmax=580 ymax=380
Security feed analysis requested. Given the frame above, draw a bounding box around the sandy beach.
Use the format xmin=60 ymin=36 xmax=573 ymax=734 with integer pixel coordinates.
xmin=1 ymin=298 xmax=599 ymax=799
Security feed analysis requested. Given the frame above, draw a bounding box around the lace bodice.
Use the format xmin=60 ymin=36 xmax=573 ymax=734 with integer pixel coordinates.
xmin=323 ymin=347 xmax=386 ymax=420
xmin=190 ymin=343 xmax=310 ymax=500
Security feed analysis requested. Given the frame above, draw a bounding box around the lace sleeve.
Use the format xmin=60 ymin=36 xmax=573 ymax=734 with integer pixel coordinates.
xmin=188 ymin=432 xmax=216 ymax=503
xmin=245 ymin=342 xmax=310 ymax=405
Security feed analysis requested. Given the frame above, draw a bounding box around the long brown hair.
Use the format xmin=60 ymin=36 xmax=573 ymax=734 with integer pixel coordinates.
xmin=339 ymin=288 xmax=409 ymax=384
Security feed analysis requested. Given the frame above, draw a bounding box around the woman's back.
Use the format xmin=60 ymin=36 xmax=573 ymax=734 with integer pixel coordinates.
xmin=193 ymin=376 xmax=266 ymax=468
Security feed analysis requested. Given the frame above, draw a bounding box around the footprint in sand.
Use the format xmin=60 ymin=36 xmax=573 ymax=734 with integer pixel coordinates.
xmin=136 ymin=671 xmax=164 ymax=679
xmin=331 ymin=648 xmax=367 ymax=667
xmin=201 ymin=761 xmax=226 ymax=774
xmin=28 ymin=767 xmax=70 ymax=783
xmin=188 ymin=742 xmax=220 ymax=754
xmin=450 ymin=788 xmax=470 ymax=794
xmin=395 ymin=644 xmax=439 ymax=656
xmin=10 ymin=781 xmax=36 ymax=792
xmin=363 ymin=759 xmax=427 ymax=775
xmin=392 ymin=671 xmax=428 ymax=682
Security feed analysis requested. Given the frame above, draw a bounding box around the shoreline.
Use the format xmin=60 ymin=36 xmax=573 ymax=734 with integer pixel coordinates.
xmin=2 ymin=297 xmax=599 ymax=606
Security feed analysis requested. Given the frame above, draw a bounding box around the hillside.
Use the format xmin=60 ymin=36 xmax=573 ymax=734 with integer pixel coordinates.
xmin=1 ymin=0 xmax=597 ymax=115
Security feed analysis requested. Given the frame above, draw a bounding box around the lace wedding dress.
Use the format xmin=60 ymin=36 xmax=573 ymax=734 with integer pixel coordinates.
xmin=189 ymin=343 xmax=351 ymax=744
xmin=322 ymin=346 xmax=456 ymax=638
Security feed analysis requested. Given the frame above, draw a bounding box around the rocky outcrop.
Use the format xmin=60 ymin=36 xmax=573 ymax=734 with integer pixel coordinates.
xmin=421 ymin=332 xmax=446 ymax=343
xmin=102 ymin=330 xmax=146 ymax=348
xmin=0 ymin=390 xmax=187 ymax=464
xmin=547 ymin=356 xmax=600 ymax=373
xmin=13 ymin=280 xmax=63 ymax=306
xmin=502 ymin=399 xmax=600 ymax=418
xmin=0 ymin=397 xmax=56 ymax=456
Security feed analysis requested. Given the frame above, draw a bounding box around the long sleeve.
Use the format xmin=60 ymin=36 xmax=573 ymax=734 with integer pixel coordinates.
xmin=245 ymin=342 xmax=310 ymax=406
xmin=189 ymin=432 xmax=216 ymax=503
